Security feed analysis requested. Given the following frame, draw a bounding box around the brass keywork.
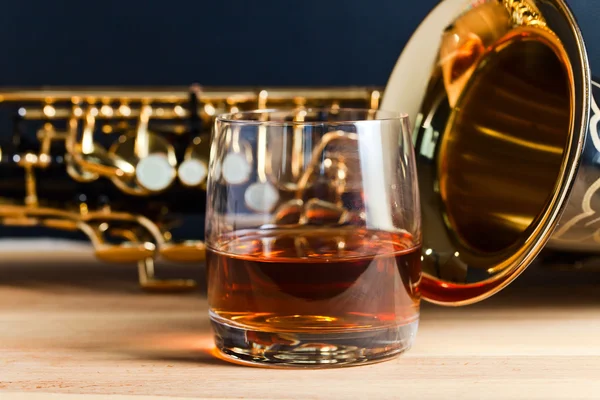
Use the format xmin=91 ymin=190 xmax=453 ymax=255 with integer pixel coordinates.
xmin=110 ymin=104 xmax=177 ymax=195
xmin=0 ymin=86 xmax=380 ymax=290
xmin=178 ymin=135 xmax=210 ymax=189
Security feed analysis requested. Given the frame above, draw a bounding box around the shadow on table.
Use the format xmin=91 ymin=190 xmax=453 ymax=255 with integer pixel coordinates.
xmin=0 ymin=256 xmax=207 ymax=295
xmin=126 ymin=345 xmax=235 ymax=368
xmin=422 ymin=260 xmax=600 ymax=312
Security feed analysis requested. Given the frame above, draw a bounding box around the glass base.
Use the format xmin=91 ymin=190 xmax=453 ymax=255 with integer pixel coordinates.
xmin=210 ymin=313 xmax=419 ymax=368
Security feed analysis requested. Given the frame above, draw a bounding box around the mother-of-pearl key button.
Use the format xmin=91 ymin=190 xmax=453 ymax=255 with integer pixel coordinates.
xmin=136 ymin=153 xmax=176 ymax=192
xmin=222 ymin=151 xmax=252 ymax=185
xmin=244 ymin=181 xmax=280 ymax=213
xmin=178 ymin=159 xmax=208 ymax=187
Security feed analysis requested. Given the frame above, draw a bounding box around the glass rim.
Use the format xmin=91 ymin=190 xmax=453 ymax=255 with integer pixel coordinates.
xmin=215 ymin=107 xmax=407 ymax=126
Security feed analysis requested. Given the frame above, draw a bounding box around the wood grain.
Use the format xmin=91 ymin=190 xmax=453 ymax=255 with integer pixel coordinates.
xmin=2 ymin=240 xmax=600 ymax=399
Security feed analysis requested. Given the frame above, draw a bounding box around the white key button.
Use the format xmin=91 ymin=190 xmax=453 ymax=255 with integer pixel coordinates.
xmin=222 ymin=151 xmax=252 ymax=185
xmin=244 ymin=181 xmax=280 ymax=213
xmin=178 ymin=159 xmax=208 ymax=187
xmin=136 ymin=153 xmax=176 ymax=192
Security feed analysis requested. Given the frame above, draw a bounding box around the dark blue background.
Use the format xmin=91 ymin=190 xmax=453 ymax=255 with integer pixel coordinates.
xmin=0 ymin=0 xmax=437 ymax=87
xmin=0 ymin=1 xmax=597 ymax=86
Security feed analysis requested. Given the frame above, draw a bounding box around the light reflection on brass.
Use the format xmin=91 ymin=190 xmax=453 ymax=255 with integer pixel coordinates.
xmin=439 ymin=36 xmax=571 ymax=256
xmin=474 ymin=124 xmax=564 ymax=155
xmin=258 ymin=90 xmax=268 ymax=109
xmin=203 ymin=103 xmax=215 ymax=116
xmin=370 ymin=90 xmax=381 ymax=110
xmin=43 ymin=105 xmax=56 ymax=118
xmin=119 ymin=104 xmax=132 ymax=117
xmin=100 ymin=104 xmax=114 ymax=117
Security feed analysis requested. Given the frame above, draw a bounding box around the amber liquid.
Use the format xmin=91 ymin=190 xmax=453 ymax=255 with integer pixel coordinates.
xmin=207 ymin=227 xmax=421 ymax=334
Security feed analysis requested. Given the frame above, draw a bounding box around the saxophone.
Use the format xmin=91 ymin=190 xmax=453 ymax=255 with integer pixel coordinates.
xmin=0 ymin=85 xmax=381 ymax=290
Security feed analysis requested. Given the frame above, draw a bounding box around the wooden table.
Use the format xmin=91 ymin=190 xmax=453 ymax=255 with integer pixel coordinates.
xmin=2 ymin=239 xmax=600 ymax=399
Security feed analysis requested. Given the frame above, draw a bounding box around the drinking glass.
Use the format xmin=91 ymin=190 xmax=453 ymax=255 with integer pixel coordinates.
xmin=206 ymin=108 xmax=421 ymax=367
